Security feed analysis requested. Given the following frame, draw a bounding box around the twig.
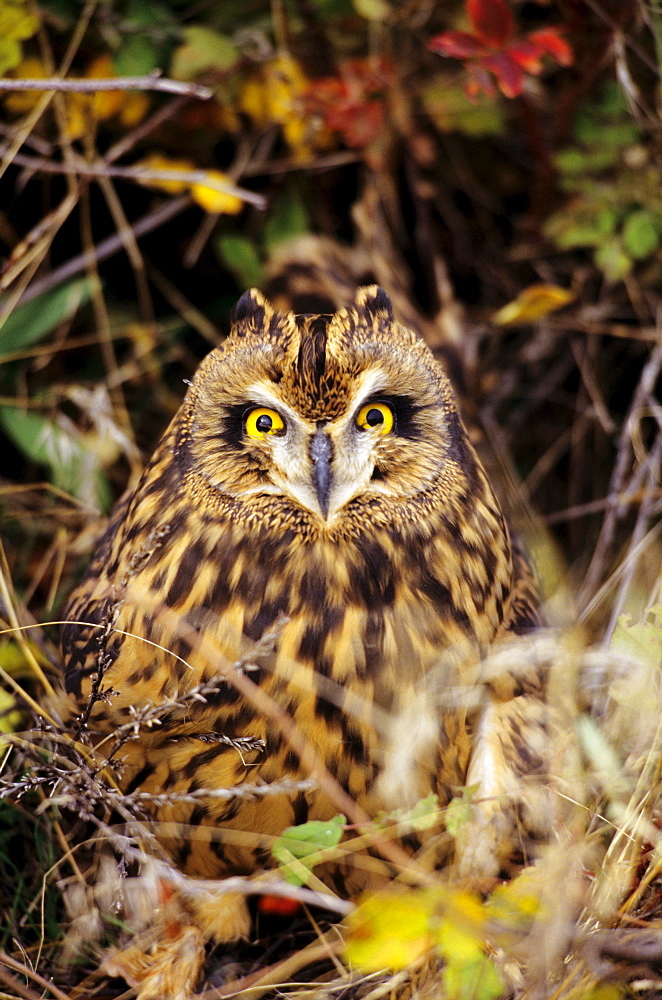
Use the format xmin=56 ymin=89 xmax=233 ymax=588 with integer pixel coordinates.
xmin=606 ymin=426 xmax=662 ymax=637
xmin=2 ymin=146 xmax=267 ymax=208
xmin=123 ymin=777 xmax=318 ymax=807
xmin=12 ymin=194 xmax=191 ymax=307
xmin=242 ymin=148 xmax=361 ymax=177
xmin=105 ymin=94 xmax=190 ymax=164
xmin=147 ymin=265 xmax=222 ymax=345
xmin=579 ymin=340 xmax=662 ymax=607
xmin=167 ymin=873 xmax=353 ymax=918
xmin=0 ymin=951 xmax=73 ymax=1000
xmin=580 ymin=519 xmax=662 ymax=625
xmin=0 ymin=963 xmax=42 ymax=1000
xmin=198 ymin=933 xmax=345 ymax=999
xmin=545 ymin=487 xmax=662 ymax=524
xmin=0 ymin=72 xmax=212 ymax=100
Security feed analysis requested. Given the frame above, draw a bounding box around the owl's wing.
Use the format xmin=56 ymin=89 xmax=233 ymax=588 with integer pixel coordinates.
xmin=506 ymin=536 xmax=540 ymax=635
xmin=60 ymin=493 xmax=130 ymax=699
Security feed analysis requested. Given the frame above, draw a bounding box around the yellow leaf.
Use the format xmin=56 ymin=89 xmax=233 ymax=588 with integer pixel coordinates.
xmin=239 ymin=56 xmax=313 ymax=160
xmin=119 ymin=90 xmax=150 ymax=128
xmin=0 ymin=0 xmax=38 ymax=75
xmin=492 ymin=283 xmax=575 ymax=326
xmin=266 ymin=55 xmax=308 ymax=123
xmin=0 ymin=687 xmax=24 ymax=734
xmin=435 ymin=890 xmax=487 ymax=962
xmin=62 ymin=92 xmax=91 ymax=140
xmin=0 ymin=0 xmax=38 ymax=41
xmin=3 ymin=55 xmax=45 ymax=114
xmin=484 ymin=866 xmax=543 ymax=938
xmin=137 ymin=153 xmax=196 ymax=195
xmin=83 ymin=53 xmax=124 ymax=121
xmin=190 ymin=171 xmax=243 ymax=215
xmin=343 ymin=889 xmax=439 ymax=972
xmin=239 ymin=76 xmax=268 ymax=125
xmin=283 ymin=116 xmax=313 ymax=163
xmin=0 ymin=640 xmax=45 ymax=678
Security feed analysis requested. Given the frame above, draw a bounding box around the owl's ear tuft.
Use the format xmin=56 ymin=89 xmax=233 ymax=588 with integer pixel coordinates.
xmin=354 ymin=285 xmax=394 ymax=322
xmin=233 ymin=288 xmax=272 ymax=330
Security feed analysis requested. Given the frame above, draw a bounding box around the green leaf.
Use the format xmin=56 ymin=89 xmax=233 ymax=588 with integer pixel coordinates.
xmin=373 ymin=793 xmax=442 ymax=833
xmin=442 ymin=953 xmax=504 ymax=1000
xmin=123 ymin=0 xmax=174 ymax=29
xmin=622 ymin=209 xmax=660 ymax=260
xmin=595 ymin=208 xmax=618 ymax=236
xmin=594 ymin=238 xmax=632 ymax=281
xmin=114 ymin=35 xmax=161 ymax=76
xmin=0 ymin=686 xmax=24 ymax=734
xmin=0 ymin=0 xmax=38 ymax=73
xmin=555 ymin=148 xmax=620 ymax=176
xmin=352 ymin=0 xmax=391 ymax=20
xmin=272 ymin=814 xmax=345 ymax=885
xmin=612 ymin=607 xmax=662 ymax=669
xmin=263 ymin=187 xmax=310 ymax=255
xmin=445 ymin=785 xmax=478 ymax=838
xmin=399 ymin=793 xmax=441 ymax=831
xmin=436 ymin=891 xmax=503 ymax=1000
xmin=0 ymin=406 xmax=110 ymax=510
xmin=544 ymin=204 xmax=611 ymax=251
xmin=275 ymin=814 xmax=346 ymax=857
xmin=574 ymin=119 xmax=640 ymax=152
xmin=0 ymin=278 xmax=93 ymax=359
xmin=422 ymin=82 xmax=505 ymax=138
xmin=0 ymin=37 xmax=21 ymax=75
xmin=216 ymin=234 xmax=264 ymax=288
xmin=171 ymin=26 xmax=239 ymax=81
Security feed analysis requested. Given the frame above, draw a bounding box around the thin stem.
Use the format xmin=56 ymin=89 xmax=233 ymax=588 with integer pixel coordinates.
xmin=0 ymin=72 xmax=212 ymax=100
xmin=2 ymin=146 xmax=267 ymax=208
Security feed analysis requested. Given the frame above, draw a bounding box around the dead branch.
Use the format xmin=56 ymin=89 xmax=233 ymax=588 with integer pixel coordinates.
xmin=0 ymin=72 xmax=212 ymax=100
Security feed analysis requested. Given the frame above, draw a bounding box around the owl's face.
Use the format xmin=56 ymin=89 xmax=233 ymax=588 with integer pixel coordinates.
xmin=176 ymin=286 xmax=472 ymax=526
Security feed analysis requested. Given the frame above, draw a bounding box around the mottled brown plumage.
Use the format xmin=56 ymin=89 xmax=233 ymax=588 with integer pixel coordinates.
xmin=61 ymin=286 xmax=541 ymax=941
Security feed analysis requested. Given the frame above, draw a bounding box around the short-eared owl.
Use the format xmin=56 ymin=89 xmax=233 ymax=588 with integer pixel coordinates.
xmin=61 ymin=286 xmax=541 ymax=937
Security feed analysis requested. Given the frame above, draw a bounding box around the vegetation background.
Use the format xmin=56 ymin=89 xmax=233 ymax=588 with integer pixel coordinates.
xmin=0 ymin=0 xmax=661 ymax=997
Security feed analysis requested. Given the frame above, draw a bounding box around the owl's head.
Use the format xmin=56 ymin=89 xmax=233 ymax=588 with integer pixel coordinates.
xmin=176 ymin=286 xmax=476 ymax=527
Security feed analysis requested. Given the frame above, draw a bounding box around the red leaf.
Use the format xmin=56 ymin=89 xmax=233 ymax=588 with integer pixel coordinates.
xmin=465 ymin=64 xmax=497 ymax=99
xmin=528 ymin=27 xmax=573 ymax=66
xmin=481 ymin=51 xmax=524 ymax=97
xmin=428 ymin=30 xmax=486 ymax=59
xmin=507 ymin=40 xmax=545 ymax=74
xmin=328 ymin=99 xmax=385 ymax=148
xmin=467 ymin=0 xmax=515 ymax=47
xmin=258 ymin=894 xmax=302 ymax=916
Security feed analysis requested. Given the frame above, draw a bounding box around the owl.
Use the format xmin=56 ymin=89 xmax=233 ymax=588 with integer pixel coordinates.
xmin=60 ymin=285 xmax=543 ymax=945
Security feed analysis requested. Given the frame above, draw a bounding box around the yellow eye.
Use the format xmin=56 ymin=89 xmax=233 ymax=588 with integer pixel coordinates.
xmin=356 ymin=401 xmax=394 ymax=435
xmin=245 ymin=407 xmax=285 ymax=438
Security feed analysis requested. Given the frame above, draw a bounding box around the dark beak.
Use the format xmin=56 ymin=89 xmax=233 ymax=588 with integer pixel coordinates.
xmin=310 ymin=425 xmax=332 ymax=518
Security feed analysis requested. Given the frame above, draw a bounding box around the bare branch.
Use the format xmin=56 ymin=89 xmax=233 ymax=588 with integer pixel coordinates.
xmin=0 ymin=72 xmax=212 ymax=100
xmin=3 ymin=146 xmax=267 ymax=208
xmin=11 ymin=194 xmax=191 ymax=306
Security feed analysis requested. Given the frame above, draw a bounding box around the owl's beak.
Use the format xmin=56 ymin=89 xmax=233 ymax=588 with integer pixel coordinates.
xmin=310 ymin=425 xmax=332 ymax=518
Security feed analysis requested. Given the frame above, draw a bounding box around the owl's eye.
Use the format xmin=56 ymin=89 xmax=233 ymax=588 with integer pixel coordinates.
xmin=245 ymin=407 xmax=285 ymax=438
xmin=356 ymin=402 xmax=394 ymax=435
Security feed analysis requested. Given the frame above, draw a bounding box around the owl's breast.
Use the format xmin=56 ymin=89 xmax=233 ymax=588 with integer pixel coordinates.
xmin=89 ymin=510 xmax=487 ymax=731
